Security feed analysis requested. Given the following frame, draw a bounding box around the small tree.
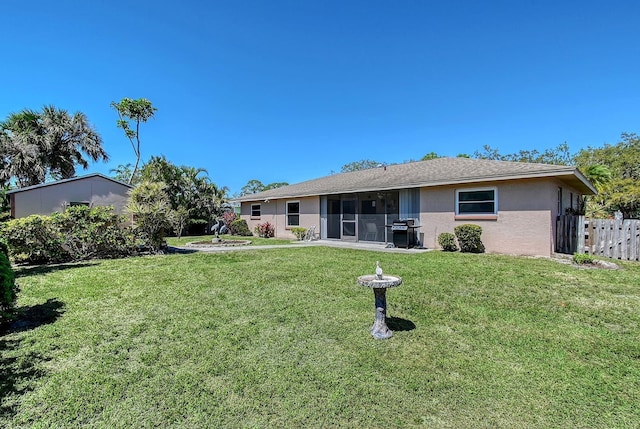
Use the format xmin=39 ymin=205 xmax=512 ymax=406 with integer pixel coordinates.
xmin=127 ymin=181 xmax=171 ymax=252
xmin=240 ymin=179 xmax=289 ymax=196
xmin=221 ymin=210 xmax=236 ymax=229
xmin=421 ymin=152 xmax=442 ymax=161
xmin=340 ymin=159 xmax=382 ymax=172
xmin=111 ymin=163 xmax=142 ymax=185
xmin=111 ymin=98 xmax=157 ymax=184
xmin=168 ymin=206 xmax=190 ymax=239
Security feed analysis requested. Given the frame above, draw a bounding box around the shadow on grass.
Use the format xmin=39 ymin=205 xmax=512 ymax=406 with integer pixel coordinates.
xmin=8 ymin=299 xmax=65 ymax=334
xmin=1 ymin=299 xmax=65 ymax=418
xmin=167 ymin=246 xmax=199 ymax=254
xmin=14 ymin=262 xmax=99 ymax=278
xmin=387 ymin=316 xmax=416 ymax=331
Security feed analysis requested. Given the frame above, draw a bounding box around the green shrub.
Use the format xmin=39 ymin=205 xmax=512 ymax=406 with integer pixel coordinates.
xmin=51 ymin=206 xmax=135 ymax=260
xmin=454 ymin=224 xmax=485 ymax=253
xmin=254 ymin=221 xmax=275 ymax=238
xmin=187 ymin=218 xmax=208 ymax=236
xmin=2 ymin=206 xmax=135 ymax=264
xmin=0 ymin=237 xmax=9 ymax=259
xmin=230 ymin=219 xmax=252 ymax=236
xmin=1 ymin=214 xmax=66 ymax=264
xmin=573 ymin=253 xmax=595 ymax=265
xmin=127 ymin=181 xmax=172 ymax=253
xmin=437 ymin=232 xmax=458 ymax=252
xmin=0 ymin=251 xmax=17 ymax=327
xmin=290 ymin=227 xmax=307 ymax=241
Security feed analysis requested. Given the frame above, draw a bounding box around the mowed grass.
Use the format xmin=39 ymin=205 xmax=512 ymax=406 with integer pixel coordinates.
xmin=1 ymin=248 xmax=639 ymax=428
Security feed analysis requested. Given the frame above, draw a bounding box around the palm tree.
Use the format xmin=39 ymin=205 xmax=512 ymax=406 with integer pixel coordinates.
xmin=584 ymin=164 xmax=612 ymax=186
xmin=579 ymin=164 xmax=613 ymax=218
xmin=40 ymin=105 xmax=108 ymax=180
xmin=0 ymin=110 xmax=47 ymax=186
xmin=196 ymin=180 xmax=229 ymax=233
xmin=0 ymin=106 xmax=108 ymax=186
xmin=181 ymin=165 xmax=209 ymax=209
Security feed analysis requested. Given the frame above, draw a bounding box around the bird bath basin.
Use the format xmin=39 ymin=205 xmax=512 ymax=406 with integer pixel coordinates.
xmin=357 ymin=272 xmax=402 ymax=339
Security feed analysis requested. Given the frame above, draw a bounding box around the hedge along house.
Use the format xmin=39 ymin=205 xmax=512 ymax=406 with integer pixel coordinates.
xmin=238 ymin=158 xmax=597 ymax=257
xmin=7 ymin=173 xmax=132 ymax=219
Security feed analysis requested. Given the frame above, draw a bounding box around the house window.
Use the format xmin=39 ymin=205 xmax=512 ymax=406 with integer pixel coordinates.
xmin=251 ymin=204 xmax=261 ymax=218
xmin=286 ymin=201 xmax=300 ymax=226
xmin=557 ymin=187 xmax=563 ymax=216
xmin=456 ymin=188 xmax=497 ymax=215
xmin=69 ymin=201 xmax=90 ymax=207
xmin=570 ymin=192 xmax=574 ymax=211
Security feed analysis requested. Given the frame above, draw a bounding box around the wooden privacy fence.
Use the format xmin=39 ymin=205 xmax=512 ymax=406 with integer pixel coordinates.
xmin=556 ymin=215 xmax=640 ymax=261
xmin=584 ymin=218 xmax=640 ymax=261
xmin=556 ymin=215 xmax=581 ymax=255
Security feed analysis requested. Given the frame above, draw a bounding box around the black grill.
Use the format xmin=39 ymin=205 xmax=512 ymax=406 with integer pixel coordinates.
xmin=391 ymin=219 xmax=418 ymax=248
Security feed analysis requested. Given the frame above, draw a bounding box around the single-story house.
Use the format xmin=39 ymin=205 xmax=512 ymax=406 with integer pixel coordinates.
xmin=237 ymin=157 xmax=597 ymax=257
xmin=7 ymin=173 xmax=132 ymax=219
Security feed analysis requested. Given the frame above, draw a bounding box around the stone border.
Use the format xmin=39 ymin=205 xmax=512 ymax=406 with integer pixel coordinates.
xmin=184 ymin=240 xmax=252 ymax=248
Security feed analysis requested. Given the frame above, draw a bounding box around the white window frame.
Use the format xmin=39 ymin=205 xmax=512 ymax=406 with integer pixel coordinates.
xmin=455 ymin=187 xmax=498 ymax=215
xmin=286 ymin=200 xmax=300 ymax=227
xmin=251 ymin=203 xmax=261 ymax=218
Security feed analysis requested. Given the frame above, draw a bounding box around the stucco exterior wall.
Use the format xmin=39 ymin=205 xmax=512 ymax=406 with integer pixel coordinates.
xmin=241 ymin=196 xmax=320 ymax=240
xmin=11 ymin=176 xmax=131 ymax=218
xmin=420 ymin=178 xmax=581 ymax=257
xmin=239 ymin=177 xmax=587 ymax=256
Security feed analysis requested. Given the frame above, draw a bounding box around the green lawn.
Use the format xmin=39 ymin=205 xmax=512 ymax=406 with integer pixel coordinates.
xmin=2 ymin=248 xmax=639 ymax=428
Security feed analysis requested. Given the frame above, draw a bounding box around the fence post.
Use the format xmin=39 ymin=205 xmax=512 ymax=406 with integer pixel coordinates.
xmin=577 ymin=215 xmax=585 ymax=253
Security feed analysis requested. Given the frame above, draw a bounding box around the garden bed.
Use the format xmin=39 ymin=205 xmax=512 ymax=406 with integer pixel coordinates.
xmin=185 ymin=239 xmax=252 ymax=247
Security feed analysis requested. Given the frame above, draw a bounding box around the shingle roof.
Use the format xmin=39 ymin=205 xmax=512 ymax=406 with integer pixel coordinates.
xmin=6 ymin=173 xmax=132 ymax=194
xmin=236 ymin=157 xmax=596 ymax=201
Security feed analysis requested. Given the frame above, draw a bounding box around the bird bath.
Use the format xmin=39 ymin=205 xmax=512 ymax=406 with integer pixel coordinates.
xmin=358 ymin=266 xmax=402 ymax=339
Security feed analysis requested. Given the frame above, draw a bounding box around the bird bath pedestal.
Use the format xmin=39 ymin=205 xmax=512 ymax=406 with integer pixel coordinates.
xmin=357 ymin=274 xmax=402 ymax=339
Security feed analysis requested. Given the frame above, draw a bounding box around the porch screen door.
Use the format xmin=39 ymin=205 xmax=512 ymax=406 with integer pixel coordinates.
xmin=341 ymin=197 xmax=357 ymax=240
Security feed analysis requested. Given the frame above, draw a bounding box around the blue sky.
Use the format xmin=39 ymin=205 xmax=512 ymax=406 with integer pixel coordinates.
xmin=2 ymin=1 xmax=639 ymax=195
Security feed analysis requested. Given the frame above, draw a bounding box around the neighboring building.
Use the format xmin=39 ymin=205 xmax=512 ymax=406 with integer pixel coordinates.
xmin=236 ymin=157 xmax=597 ymax=257
xmin=7 ymin=173 xmax=132 ymax=219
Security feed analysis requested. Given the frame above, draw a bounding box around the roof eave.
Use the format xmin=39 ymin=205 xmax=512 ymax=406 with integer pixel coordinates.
xmin=6 ymin=173 xmax=133 ymax=194
xmin=235 ymin=168 xmax=597 ymax=202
